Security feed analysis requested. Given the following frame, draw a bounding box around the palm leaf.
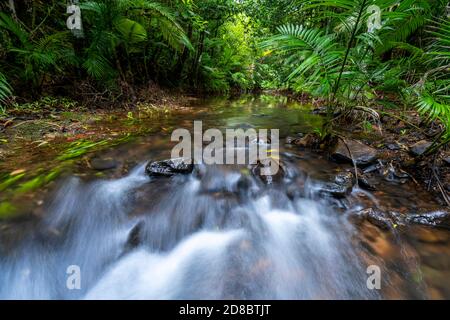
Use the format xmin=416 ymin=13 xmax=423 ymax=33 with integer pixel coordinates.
xmin=0 ymin=71 xmax=12 ymax=107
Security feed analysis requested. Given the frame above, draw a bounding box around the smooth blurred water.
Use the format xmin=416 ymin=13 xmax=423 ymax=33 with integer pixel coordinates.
xmin=0 ymin=158 xmax=381 ymax=299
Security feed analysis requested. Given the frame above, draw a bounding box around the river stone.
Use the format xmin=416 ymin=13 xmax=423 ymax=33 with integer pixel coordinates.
xmin=285 ymin=136 xmax=301 ymax=144
xmin=146 ymin=157 xmax=194 ymax=177
xmin=334 ymin=171 xmax=355 ymax=187
xmin=409 ymin=140 xmax=432 ymax=156
xmin=251 ymin=159 xmax=284 ymax=184
xmin=406 ymin=210 xmax=450 ymax=229
xmin=90 ymin=158 xmax=119 ymax=170
xmin=355 ymin=208 xmax=396 ymax=230
xmin=330 ymin=138 xmax=378 ymax=167
xmin=295 ymin=134 xmax=318 ymax=148
xmin=366 ymin=209 xmax=394 ymax=230
xmin=318 ymin=182 xmax=351 ymax=198
xmin=317 ymin=171 xmax=355 ymax=198
xmin=357 ymin=175 xmax=377 ymax=191
xmin=387 ymin=142 xmax=401 ymax=151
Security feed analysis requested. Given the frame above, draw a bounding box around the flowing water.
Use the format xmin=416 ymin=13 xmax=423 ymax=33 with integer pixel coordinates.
xmin=1 ymin=95 xmax=449 ymax=299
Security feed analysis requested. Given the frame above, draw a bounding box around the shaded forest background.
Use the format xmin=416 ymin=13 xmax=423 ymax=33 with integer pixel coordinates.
xmin=0 ymin=0 xmax=449 ymax=145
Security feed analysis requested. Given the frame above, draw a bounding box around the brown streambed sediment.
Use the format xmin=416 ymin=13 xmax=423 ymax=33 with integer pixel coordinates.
xmin=0 ymin=94 xmax=449 ymax=299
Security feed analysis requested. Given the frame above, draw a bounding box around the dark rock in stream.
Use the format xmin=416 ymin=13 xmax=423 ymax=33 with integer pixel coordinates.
xmin=319 ymin=182 xmax=351 ymax=198
xmin=319 ymin=171 xmax=355 ymax=198
xmin=362 ymin=162 xmax=383 ymax=174
xmin=89 ymin=158 xmax=119 ymax=170
xmin=354 ymin=208 xmax=450 ymax=230
xmin=285 ymin=136 xmax=300 ymax=144
xmin=285 ymin=134 xmax=318 ymax=148
xmin=357 ymin=175 xmax=377 ymax=191
xmin=251 ymin=159 xmax=285 ymax=184
xmin=366 ymin=209 xmax=395 ymax=230
xmin=146 ymin=157 xmax=194 ymax=177
xmin=409 ymin=140 xmax=433 ymax=157
xmin=353 ymin=208 xmax=400 ymax=230
xmin=330 ymin=138 xmax=378 ymax=167
xmin=318 ymin=172 xmax=355 ymax=198
xmin=334 ymin=171 xmax=354 ymax=186
xmin=406 ymin=210 xmax=450 ymax=229
xmin=381 ymin=163 xmax=410 ymax=184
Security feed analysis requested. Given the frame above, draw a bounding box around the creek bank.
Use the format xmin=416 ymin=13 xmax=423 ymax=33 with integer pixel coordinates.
xmin=351 ymin=110 xmax=449 ymax=206
xmin=285 ymin=106 xmax=450 ymax=206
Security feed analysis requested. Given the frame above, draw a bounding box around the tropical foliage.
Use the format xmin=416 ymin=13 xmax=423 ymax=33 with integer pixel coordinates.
xmin=261 ymin=0 xmax=449 ymax=139
xmin=0 ymin=0 xmax=449 ymax=149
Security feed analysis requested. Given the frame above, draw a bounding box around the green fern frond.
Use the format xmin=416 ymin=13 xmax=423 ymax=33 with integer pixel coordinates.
xmin=262 ymin=24 xmax=342 ymax=93
xmin=0 ymin=71 xmax=12 ymax=107
xmin=416 ymin=93 xmax=450 ymax=127
xmin=0 ymin=12 xmax=29 ymax=47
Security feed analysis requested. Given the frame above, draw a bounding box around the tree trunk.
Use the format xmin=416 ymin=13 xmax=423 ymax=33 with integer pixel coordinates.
xmin=192 ymin=31 xmax=205 ymax=88
xmin=173 ymin=24 xmax=193 ymax=80
xmin=8 ymin=0 xmax=18 ymax=20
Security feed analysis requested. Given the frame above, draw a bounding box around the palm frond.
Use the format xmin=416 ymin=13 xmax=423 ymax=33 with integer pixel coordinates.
xmin=261 ymin=24 xmax=342 ymax=92
xmin=0 ymin=12 xmax=29 ymax=47
xmin=416 ymin=93 xmax=450 ymax=129
xmin=0 ymin=71 xmax=12 ymax=107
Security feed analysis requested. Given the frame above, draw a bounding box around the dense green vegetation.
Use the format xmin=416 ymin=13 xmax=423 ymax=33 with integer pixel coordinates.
xmin=0 ymin=0 xmax=449 ymax=148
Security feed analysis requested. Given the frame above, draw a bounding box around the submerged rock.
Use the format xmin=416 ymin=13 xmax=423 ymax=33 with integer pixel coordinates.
xmin=409 ymin=140 xmax=432 ymax=157
xmin=330 ymin=138 xmax=378 ymax=167
xmin=286 ymin=183 xmax=304 ymax=200
xmin=318 ymin=171 xmax=355 ymax=198
xmin=318 ymin=182 xmax=351 ymax=198
xmin=406 ymin=210 xmax=450 ymax=229
xmin=124 ymin=220 xmax=145 ymax=252
xmin=146 ymin=157 xmax=194 ymax=177
xmin=90 ymin=158 xmax=118 ymax=170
